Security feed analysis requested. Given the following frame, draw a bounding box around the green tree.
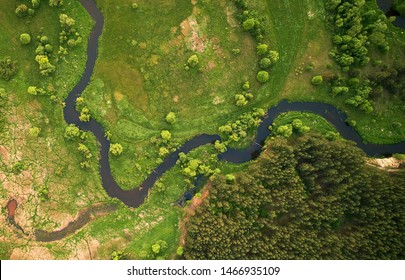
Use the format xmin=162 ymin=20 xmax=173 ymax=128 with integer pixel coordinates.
xmin=59 ymin=14 xmax=75 ymax=29
xmin=111 ymin=250 xmax=127 ymax=260
xmin=110 ymin=143 xmax=123 ymax=156
xmin=242 ymin=81 xmax=250 ymax=90
xmin=187 ymin=54 xmax=199 ymax=68
xmin=165 ymin=112 xmax=176 ymax=124
xmin=27 ymin=86 xmax=46 ymax=95
xmin=161 ymin=130 xmax=171 ymax=141
xmin=0 ymin=56 xmax=18 ymax=81
xmin=225 ymin=174 xmax=235 ymax=183
xmin=256 ymin=43 xmax=268 ymax=56
xmin=29 ymin=127 xmax=41 ymax=137
xmin=242 ymin=18 xmax=255 ymax=30
xmin=78 ymin=143 xmax=92 ymax=159
xmin=31 ymin=0 xmax=41 ymax=9
xmin=214 ymin=140 xmax=227 ymax=153
xmin=15 ymin=4 xmax=28 ymax=17
xmin=20 ymin=33 xmax=31 ymax=45
xmin=311 ymin=75 xmax=323 ymax=86
xmin=256 ymin=71 xmax=269 ymax=83
xmin=49 ymin=0 xmax=63 ymax=7
xmin=64 ymin=124 xmax=80 ymax=140
xmin=159 ymin=147 xmax=169 ymax=157
xmin=35 ymin=55 xmax=55 ymax=76
xmin=259 ymin=57 xmax=271 ymax=69
xmin=79 ymin=106 xmax=91 ymax=122
xmin=235 ymin=94 xmax=248 ymax=106
xmin=268 ymin=50 xmax=280 ymax=64
xmin=276 ymin=124 xmax=293 ymax=138
xmin=176 ymin=246 xmax=184 ymax=256
xmin=151 ymin=244 xmax=160 ymax=254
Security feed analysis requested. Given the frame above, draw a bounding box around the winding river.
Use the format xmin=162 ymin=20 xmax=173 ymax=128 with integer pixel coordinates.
xmin=64 ymin=0 xmax=405 ymax=208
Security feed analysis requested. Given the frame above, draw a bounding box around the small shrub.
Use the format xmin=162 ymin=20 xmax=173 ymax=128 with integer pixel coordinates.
xmin=15 ymin=4 xmax=28 ymax=17
xmin=259 ymin=57 xmax=271 ymax=69
xmin=29 ymin=127 xmax=41 ymax=137
xmin=64 ymin=124 xmax=80 ymax=140
xmin=187 ymin=54 xmax=199 ymax=68
xmin=110 ymin=143 xmax=123 ymax=156
xmin=256 ymin=43 xmax=268 ymax=56
xmin=0 ymin=57 xmax=18 ymax=81
xmin=161 ymin=130 xmax=171 ymax=141
xmin=20 ymin=33 xmax=31 ymax=45
xmin=256 ymin=71 xmax=269 ymax=83
xmin=231 ymin=48 xmax=240 ymax=55
xmin=242 ymin=81 xmax=250 ymax=91
xmin=165 ymin=112 xmax=176 ymax=124
xmin=242 ymin=18 xmax=255 ymax=30
xmin=226 ymin=174 xmax=235 ymax=183
xmin=268 ymin=50 xmax=279 ymax=64
xmin=311 ymin=75 xmax=323 ymax=86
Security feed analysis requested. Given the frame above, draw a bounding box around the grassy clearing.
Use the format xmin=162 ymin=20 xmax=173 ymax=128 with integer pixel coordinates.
xmin=271 ymin=111 xmax=339 ymax=136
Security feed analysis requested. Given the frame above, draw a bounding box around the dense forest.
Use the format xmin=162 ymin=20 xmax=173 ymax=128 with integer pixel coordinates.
xmin=184 ymin=134 xmax=405 ymax=259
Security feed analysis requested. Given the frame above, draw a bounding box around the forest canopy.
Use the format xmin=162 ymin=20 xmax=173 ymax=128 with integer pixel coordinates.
xmin=184 ymin=134 xmax=405 ymax=259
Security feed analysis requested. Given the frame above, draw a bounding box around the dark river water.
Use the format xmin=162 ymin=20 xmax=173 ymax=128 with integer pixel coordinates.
xmin=377 ymin=0 xmax=405 ymax=28
xmin=60 ymin=0 xmax=405 ymax=208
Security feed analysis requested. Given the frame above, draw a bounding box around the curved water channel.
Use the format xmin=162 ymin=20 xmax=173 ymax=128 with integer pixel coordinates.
xmin=64 ymin=0 xmax=405 ymax=208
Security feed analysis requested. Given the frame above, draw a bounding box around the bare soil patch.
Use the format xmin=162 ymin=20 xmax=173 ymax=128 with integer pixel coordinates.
xmin=178 ymin=183 xmax=211 ymax=247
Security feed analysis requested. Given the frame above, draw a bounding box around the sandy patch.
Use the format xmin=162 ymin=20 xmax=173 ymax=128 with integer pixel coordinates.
xmin=0 ymin=145 xmax=9 ymax=165
xmin=178 ymin=183 xmax=211 ymax=247
xmin=367 ymin=157 xmax=403 ymax=171
xmin=207 ymin=60 xmax=216 ymax=70
xmin=180 ymin=15 xmax=206 ymax=53
xmin=226 ymin=5 xmax=239 ymax=27
xmin=73 ymin=239 xmax=100 ymax=260
xmin=10 ymin=246 xmax=53 ymax=260
xmin=114 ymin=91 xmax=124 ymax=102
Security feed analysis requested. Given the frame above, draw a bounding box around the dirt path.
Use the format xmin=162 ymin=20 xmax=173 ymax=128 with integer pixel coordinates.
xmin=177 ymin=183 xmax=211 ymax=249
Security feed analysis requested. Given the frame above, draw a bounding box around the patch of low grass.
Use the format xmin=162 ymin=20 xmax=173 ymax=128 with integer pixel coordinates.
xmin=271 ymin=111 xmax=338 ymax=136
